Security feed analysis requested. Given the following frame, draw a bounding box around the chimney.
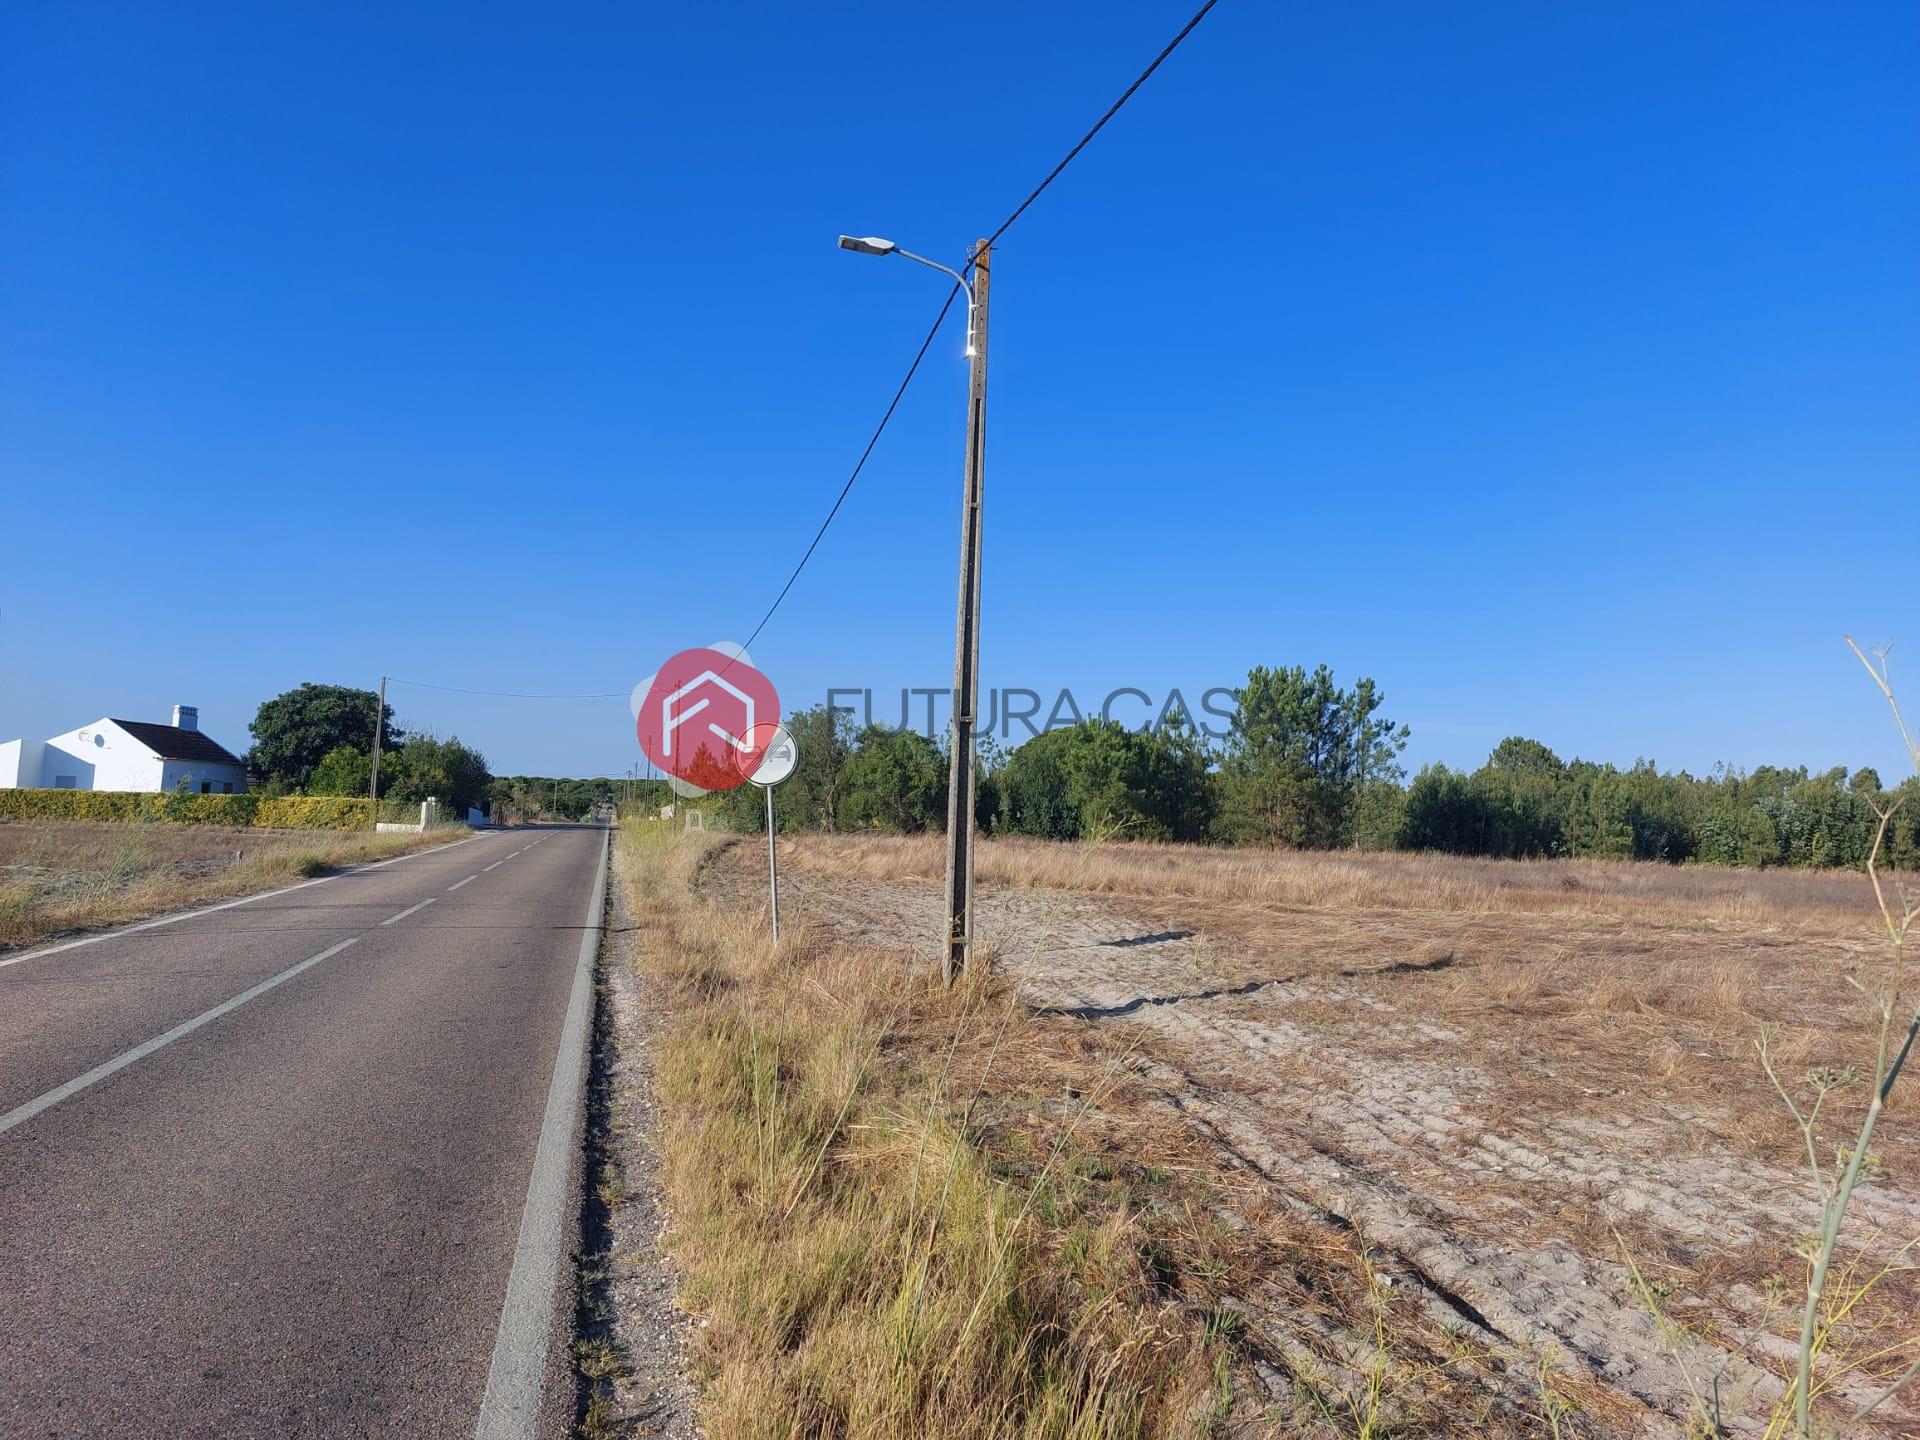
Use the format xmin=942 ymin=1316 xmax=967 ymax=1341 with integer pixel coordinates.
xmin=172 ymin=705 xmax=199 ymax=732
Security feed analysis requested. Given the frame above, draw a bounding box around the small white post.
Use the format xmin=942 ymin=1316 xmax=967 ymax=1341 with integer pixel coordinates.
xmin=766 ymin=783 xmax=780 ymax=945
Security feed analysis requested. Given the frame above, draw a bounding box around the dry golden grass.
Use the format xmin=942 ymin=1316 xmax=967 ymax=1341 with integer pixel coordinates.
xmin=620 ymin=822 xmax=1614 ymax=1438
xmin=784 ymin=834 xmax=1883 ymax=931
xmin=743 ymin=831 xmax=1920 ymax=1436
xmin=616 ymin=818 xmax=1227 ymax=1439
xmin=0 ymin=819 xmax=462 ymax=950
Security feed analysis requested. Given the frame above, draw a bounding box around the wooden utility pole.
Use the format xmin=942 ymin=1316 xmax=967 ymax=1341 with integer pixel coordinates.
xmin=367 ymin=675 xmax=387 ymax=827
xmin=941 ymin=240 xmax=990 ymax=984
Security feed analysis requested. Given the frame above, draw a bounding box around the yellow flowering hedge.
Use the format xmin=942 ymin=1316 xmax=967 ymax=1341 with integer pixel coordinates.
xmin=252 ymin=796 xmax=373 ymax=828
xmin=0 ymin=789 xmax=373 ymax=828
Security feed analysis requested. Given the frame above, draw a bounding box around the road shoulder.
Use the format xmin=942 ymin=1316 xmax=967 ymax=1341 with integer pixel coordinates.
xmin=574 ymin=842 xmax=698 ymax=1439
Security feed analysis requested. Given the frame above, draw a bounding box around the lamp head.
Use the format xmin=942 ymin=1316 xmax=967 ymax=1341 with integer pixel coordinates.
xmin=837 ymin=234 xmax=898 ymax=257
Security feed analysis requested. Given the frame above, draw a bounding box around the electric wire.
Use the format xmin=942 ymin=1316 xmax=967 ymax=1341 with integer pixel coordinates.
xmin=982 ymin=0 xmax=1220 ymax=254
xmin=386 ymin=0 xmax=1224 ymax=688
xmin=737 ymin=283 xmax=962 ymax=654
xmin=740 ymin=0 xmax=1222 ymax=644
xmin=385 ymin=677 xmax=628 ymax=700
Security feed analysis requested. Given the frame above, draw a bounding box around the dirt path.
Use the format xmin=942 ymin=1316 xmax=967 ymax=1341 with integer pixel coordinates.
xmin=713 ymin=839 xmax=1920 ymax=1439
xmin=576 ymin=861 xmax=700 ymax=1440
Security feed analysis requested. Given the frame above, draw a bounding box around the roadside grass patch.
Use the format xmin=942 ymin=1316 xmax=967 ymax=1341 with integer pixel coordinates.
xmin=615 ymin=818 xmax=1226 ymax=1440
xmin=0 ymin=820 xmax=461 ymax=950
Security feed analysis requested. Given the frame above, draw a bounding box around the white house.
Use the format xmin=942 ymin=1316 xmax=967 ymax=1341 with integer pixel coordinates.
xmin=0 ymin=706 xmax=249 ymax=794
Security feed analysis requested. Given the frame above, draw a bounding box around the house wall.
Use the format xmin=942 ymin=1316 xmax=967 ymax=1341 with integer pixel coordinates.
xmin=159 ymin=758 xmax=248 ymax=794
xmin=0 ymin=720 xmax=248 ymax=793
xmin=0 ymin=739 xmax=47 ymax=788
xmin=41 ymin=721 xmax=163 ymax=792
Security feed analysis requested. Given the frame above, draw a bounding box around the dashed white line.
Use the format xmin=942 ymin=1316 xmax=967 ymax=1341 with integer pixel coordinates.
xmin=0 ymin=937 xmax=362 ymax=1135
xmin=484 ymin=861 xmax=504 ymax=872
xmin=380 ymin=898 xmax=437 ymax=926
xmin=448 ymin=876 xmax=478 ymax=892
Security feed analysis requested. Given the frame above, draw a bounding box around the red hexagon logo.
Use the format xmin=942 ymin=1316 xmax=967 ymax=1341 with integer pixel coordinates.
xmin=635 ymin=645 xmax=781 ymax=792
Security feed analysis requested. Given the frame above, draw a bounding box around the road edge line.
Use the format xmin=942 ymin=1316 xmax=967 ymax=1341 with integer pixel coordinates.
xmin=474 ymin=827 xmax=610 ymax=1440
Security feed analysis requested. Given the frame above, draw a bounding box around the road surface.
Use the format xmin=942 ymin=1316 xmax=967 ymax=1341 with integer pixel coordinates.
xmin=0 ymin=824 xmax=607 ymax=1439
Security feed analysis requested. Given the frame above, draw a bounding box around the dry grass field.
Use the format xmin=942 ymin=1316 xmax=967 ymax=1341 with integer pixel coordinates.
xmin=685 ymin=834 xmax=1919 ymax=1438
xmin=612 ymin=822 xmax=1230 ymax=1440
xmin=0 ymin=820 xmax=463 ymax=951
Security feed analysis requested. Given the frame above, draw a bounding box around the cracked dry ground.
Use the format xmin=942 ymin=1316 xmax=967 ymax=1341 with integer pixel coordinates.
xmin=709 ymin=835 xmax=1920 ymax=1438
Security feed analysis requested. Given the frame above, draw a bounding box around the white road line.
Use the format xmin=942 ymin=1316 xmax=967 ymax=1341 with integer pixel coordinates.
xmin=447 ymin=876 xmax=477 ymax=892
xmin=379 ymin=898 xmax=437 ymax=926
xmin=484 ymin=861 xmax=504 ymax=872
xmin=358 ymin=834 xmax=482 ymax=870
xmin=507 ymin=850 xmax=523 ymax=858
xmin=0 ymin=833 xmax=483 ymax=972
xmin=0 ymin=937 xmax=362 ymax=1136
xmin=474 ymin=829 xmax=609 ymax=1440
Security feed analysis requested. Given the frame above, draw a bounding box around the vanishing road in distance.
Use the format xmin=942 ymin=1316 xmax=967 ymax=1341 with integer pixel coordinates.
xmin=0 ymin=824 xmax=607 ymax=1439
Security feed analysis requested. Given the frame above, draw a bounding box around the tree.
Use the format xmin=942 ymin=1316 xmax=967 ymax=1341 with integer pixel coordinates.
xmin=248 ymin=683 xmax=399 ymax=791
xmin=839 ymin=726 xmax=946 ymax=833
xmin=1472 ymin=737 xmax=1568 ymax=857
xmin=993 ymin=728 xmax=1077 ymax=840
xmin=720 ymin=705 xmax=857 ymax=834
xmin=1400 ymin=764 xmax=1493 ymax=853
xmin=307 ymin=745 xmax=373 ymax=797
xmin=1213 ymin=664 xmax=1407 ymax=848
xmin=382 ymin=734 xmax=491 ymax=815
xmin=992 ymin=720 xmax=1214 ymax=842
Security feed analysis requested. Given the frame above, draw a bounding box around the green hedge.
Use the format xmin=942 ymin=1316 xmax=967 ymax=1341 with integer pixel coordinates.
xmin=0 ymin=788 xmax=373 ymax=829
xmin=254 ymin=795 xmax=374 ymax=828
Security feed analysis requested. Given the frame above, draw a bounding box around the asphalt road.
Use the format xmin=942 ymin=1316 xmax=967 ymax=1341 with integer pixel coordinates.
xmin=0 ymin=824 xmax=608 ymax=1439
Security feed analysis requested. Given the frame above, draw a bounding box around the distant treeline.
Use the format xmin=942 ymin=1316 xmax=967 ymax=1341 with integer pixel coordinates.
xmin=707 ymin=665 xmax=1918 ymax=871
xmin=490 ymin=775 xmax=655 ymax=823
xmin=244 ymin=683 xmax=654 ymax=822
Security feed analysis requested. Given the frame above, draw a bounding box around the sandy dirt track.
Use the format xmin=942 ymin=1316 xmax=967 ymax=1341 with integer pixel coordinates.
xmin=706 ymin=835 xmax=1919 ymax=1438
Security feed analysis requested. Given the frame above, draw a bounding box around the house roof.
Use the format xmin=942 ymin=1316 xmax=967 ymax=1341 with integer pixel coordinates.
xmin=109 ymin=720 xmax=246 ymax=767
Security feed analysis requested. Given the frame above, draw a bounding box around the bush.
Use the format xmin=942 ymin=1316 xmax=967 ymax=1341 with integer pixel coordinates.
xmin=839 ymin=726 xmax=947 ymax=833
xmin=253 ymin=796 xmax=374 ymax=828
xmin=307 ymin=745 xmax=374 ymax=797
xmin=380 ymin=734 xmax=491 ymax=815
xmin=150 ymin=791 xmax=263 ymax=825
xmin=0 ymin=789 xmax=148 ymax=822
xmin=0 ymin=788 xmax=370 ymax=829
xmin=993 ymin=720 xmax=1214 ymax=842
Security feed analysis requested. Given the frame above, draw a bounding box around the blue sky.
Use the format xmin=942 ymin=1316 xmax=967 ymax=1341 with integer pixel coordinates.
xmin=3 ymin=1 xmax=1915 ymax=780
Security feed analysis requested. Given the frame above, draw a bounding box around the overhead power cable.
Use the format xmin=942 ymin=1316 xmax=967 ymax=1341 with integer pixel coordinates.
xmin=739 ymin=0 xmax=1223 ymax=646
xmin=377 ymin=6 xmax=1224 ymax=712
xmin=386 ymin=677 xmax=627 ymax=700
xmin=738 ymin=285 xmax=962 ymax=654
xmin=982 ymin=0 xmax=1221 ymax=253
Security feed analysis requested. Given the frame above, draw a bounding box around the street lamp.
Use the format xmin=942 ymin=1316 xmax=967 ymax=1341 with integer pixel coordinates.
xmin=837 ymin=235 xmax=978 ymax=356
xmin=838 ymin=231 xmax=992 ymax=983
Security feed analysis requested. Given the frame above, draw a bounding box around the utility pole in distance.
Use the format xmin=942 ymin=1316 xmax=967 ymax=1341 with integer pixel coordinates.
xmin=942 ymin=239 xmax=990 ymax=984
xmin=368 ymin=675 xmax=387 ymax=828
